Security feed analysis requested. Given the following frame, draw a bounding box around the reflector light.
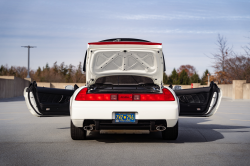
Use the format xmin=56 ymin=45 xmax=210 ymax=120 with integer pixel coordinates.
xmin=110 ymin=95 xmax=117 ymax=100
xmin=133 ymin=95 xmax=140 ymax=100
xmin=75 ymin=88 xmax=175 ymax=101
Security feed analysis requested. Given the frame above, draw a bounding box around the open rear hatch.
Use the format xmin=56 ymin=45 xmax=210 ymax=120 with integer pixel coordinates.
xmin=85 ymin=42 xmax=164 ymax=88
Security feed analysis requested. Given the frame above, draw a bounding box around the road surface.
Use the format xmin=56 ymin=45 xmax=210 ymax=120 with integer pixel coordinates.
xmin=0 ymin=97 xmax=250 ymax=166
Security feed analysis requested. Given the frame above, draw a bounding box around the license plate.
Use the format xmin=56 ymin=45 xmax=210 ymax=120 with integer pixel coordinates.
xmin=115 ymin=113 xmax=136 ymax=123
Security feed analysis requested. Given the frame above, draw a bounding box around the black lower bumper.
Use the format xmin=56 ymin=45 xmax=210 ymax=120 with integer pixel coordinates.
xmin=84 ymin=120 xmax=167 ymax=131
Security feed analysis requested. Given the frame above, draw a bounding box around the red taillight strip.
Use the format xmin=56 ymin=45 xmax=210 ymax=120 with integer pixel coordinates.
xmin=75 ymin=88 xmax=175 ymax=101
xmin=88 ymin=42 xmax=162 ymax=45
xmin=75 ymin=88 xmax=88 ymax=101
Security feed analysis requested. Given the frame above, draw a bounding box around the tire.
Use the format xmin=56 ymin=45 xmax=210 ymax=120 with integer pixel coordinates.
xmin=162 ymin=121 xmax=178 ymax=140
xmin=71 ymin=120 xmax=86 ymax=140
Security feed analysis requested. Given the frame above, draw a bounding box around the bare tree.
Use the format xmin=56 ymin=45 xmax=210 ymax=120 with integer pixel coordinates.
xmin=210 ymin=34 xmax=233 ymax=83
xmin=243 ymin=36 xmax=250 ymax=56
xmin=211 ymin=34 xmax=232 ymax=72
xmin=224 ymin=55 xmax=250 ymax=82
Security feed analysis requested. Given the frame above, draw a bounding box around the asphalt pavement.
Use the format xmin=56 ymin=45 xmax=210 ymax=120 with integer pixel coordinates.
xmin=0 ymin=96 xmax=250 ymax=166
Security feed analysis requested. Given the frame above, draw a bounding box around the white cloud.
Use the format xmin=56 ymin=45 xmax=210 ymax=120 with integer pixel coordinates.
xmin=114 ymin=14 xmax=250 ymax=21
xmin=138 ymin=29 xmax=216 ymax=34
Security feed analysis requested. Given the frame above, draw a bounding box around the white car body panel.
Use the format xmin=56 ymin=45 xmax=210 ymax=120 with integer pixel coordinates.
xmin=205 ymin=88 xmax=223 ymax=116
xmin=86 ymin=44 xmax=164 ymax=87
xmin=24 ymin=87 xmax=41 ymax=117
xmin=70 ymin=86 xmax=179 ymax=128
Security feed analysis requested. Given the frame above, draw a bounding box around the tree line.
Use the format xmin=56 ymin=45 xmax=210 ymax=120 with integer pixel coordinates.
xmin=0 ymin=62 xmax=208 ymax=85
xmin=1 ymin=34 xmax=249 ymax=84
xmin=163 ymin=65 xmax=210 ymax=85
xmin=0 ymin=62 xmax=86 ymax=83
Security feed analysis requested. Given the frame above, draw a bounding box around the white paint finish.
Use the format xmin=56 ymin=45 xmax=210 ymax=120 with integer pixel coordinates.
xmin=71 ymin=100 xmax=178 ymax=120
xmin=206 ymin=88 xmax=223 ymax=116
xmin=72 ymin=119 xmax=84 ymax=127
xmin=70 ymin=86 xmax=178 ymax=127
xmin=167 ymin=119 xmax=178 ymax=127
xmin=23 ymin=87 xmax=41 ymax=117
xmin=86 ymin=44 xmax=163 ymax=87
xmin=91 ymin=50 xmax=157 ymax=74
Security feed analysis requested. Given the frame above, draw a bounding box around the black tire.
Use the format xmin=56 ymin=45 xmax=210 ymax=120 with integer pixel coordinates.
xmin=71 ymin=120 xmax=86 ymax=140
xmin=162 ymin=122 xmax=178 ymax=140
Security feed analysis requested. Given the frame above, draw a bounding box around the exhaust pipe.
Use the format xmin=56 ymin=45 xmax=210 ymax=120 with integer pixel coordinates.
xmin=83 ymin=126 xmax=94 ymax=131
xmin=156 ymin=126 xmax=166 ymax=131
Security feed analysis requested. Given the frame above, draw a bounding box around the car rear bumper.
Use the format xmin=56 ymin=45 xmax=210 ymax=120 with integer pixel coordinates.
xmin=71 ymin=100 xmax=179 ymax=128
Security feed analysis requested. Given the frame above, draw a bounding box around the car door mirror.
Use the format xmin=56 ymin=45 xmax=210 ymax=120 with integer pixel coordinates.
xmin=173 ymin=85 xmax=182 ymax=90
xmin=65 ymin=85 xmax=74 ymax=90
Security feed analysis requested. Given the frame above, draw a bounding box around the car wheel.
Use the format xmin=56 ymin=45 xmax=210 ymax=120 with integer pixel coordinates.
xmin=71 ymin=120 xmax=86 ymax=140
xmin=162 ymin=121 xmax=178 ymax=140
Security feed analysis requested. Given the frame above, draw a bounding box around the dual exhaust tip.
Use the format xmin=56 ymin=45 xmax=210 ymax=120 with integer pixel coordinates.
xmin=83 ymin=126 xmax=94 ymax=131
xmin=84 ymin=125 xmax=166 ymax=131
xmin=156 ymin=126 xmax=166 ymax=131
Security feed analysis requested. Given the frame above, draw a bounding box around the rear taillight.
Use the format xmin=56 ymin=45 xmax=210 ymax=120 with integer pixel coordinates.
xmin=162 ymin=88 xmax=175 ymax=101
xmin=75 ymin=88 xmax=88 ymax=101
xmin=75 ymin=88 xmax=175 ymax=101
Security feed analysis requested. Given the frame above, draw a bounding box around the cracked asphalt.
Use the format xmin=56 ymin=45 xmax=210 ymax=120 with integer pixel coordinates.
xmin=0 ymin=97 xmax=250 ymax=166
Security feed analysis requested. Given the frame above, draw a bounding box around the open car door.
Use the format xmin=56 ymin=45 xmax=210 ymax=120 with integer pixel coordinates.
xmin=174 ymin=82 xmax=222 ymax=117
xmin=24 ymin=81 xmax=74 ymax=117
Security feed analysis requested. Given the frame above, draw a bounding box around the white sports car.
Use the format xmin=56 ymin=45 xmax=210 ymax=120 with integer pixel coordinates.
xmin=24 ymin=38 xmax=222 ymax=140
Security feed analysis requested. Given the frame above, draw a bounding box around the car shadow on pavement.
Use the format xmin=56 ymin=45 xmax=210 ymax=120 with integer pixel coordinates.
xmin=0 ymin=96 xmax=25 ymax=102
xmin=85 ymin=118 xmax=250 ymax=143
xmin=57 ymin=127 xmax=70 ymax=129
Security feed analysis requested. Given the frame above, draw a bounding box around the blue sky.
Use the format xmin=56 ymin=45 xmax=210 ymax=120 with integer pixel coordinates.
xmin=0 ymin=0 xmax=249 ymax=77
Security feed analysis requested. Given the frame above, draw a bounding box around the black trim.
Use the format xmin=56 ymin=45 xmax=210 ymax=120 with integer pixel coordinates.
xmin=112 ymin=120 xmax=138 ymax=124
xmin=174 ymin=87 xmax=210 ymax=95
xmin=162 ymin=53 xmax=166 ymax=72
xmin=91 ymin=120 xmax=166 ymax=130
xmin=99 ymin=38 xmax=150 ymax=42
xmin=83 ymin=51 xmax=87 ymax=72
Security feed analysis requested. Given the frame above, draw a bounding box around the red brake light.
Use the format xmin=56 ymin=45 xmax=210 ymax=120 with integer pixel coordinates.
xmin=162 ymin=88 xmax=175 ymax=101
xmin=75 ymin=88 xmax=88 ymax=101
xmin=75 ymin=88 xmax=175 ymax=101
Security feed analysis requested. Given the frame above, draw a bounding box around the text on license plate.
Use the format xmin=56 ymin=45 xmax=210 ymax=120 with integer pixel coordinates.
xmin=115 ymin=113 xmax=135 ymax=123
